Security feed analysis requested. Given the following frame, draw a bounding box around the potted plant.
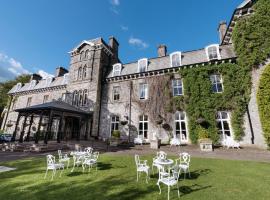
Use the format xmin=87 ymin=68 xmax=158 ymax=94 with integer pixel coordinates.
xmin=110 ymin=130 xmax=121 ymax=146
xmin=198 ymin=126 xmax=213 ymax=151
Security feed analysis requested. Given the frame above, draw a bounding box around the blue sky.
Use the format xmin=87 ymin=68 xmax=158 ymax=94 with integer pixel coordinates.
xmin=0 ymin=0 xmax=243 ymax=82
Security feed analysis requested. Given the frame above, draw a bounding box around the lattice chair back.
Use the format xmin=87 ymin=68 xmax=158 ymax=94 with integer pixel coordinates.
xmin=135 ymin=154 xmax=140 ymax=167
xmin=179 ymin=152 xmax=190 ymax=165
xmin=85 ymin=147 xmax=93 ymax=155
xmin=47 ymin=155 xmax=56 ymax=166
xmin=157 ymin=151 xmax=167 ymax=160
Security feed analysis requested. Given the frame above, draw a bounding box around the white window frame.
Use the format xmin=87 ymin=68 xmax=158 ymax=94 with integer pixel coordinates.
xmin=112 ymin=86 xmax=120 ymax=101
xmin=139 ymin=83 xmax=148 ymax=100
xmin=210 ymin=74 xmax=223 ymax=93
xmin=205 ymin=44 xmax=221 ymax=61
xmin=113 ymin=63 xmax=122 ymax=77
xmin=174 ymin=111 xmax=188 ymax=142
xmin=43 ymin=95 xmax=49 ymax=103
xmin=172 ymin=79 xmax=183 ymax=96
xmin=216 ymin=111 xmax=232 ymax=142
xmin=138 ymin=58 xmax=148 ymax=73
xmin=139 ymin=115 xmax=148 ymax=139
xmin=170 ymin=51 xmax=182 ymax=67
xmin=110 ymin=115 xmax=120 ymax=137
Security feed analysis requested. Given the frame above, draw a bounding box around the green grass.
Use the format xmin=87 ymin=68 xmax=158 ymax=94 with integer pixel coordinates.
xmin=0 ymin=154 xmax=270 ymax=200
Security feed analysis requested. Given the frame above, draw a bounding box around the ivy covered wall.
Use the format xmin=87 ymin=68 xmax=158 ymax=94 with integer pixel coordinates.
xmin=257 ymin=64 xmax=270 ymax=148
xmin=165 ymin=63 xmax=248 ymax=144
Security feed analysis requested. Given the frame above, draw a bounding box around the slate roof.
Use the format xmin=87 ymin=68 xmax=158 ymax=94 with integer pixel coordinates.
xmin=8 ymin=75 xmax=67 ymax=94
xmin=15 ymin=100 xmax=91 ymax=115
xmin=237 ymin=0 xmax=252 ymax=9
xmin=107 ymin=44 xmax=236 ymax=78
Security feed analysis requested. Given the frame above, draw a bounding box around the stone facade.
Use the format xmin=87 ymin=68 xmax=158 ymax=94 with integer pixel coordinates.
xmin=1 ymin=0 xmax=268 ymax=148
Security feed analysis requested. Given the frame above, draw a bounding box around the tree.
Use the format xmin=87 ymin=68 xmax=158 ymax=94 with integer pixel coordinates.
xmin=0 ymin=74 xmax=31 ymax=127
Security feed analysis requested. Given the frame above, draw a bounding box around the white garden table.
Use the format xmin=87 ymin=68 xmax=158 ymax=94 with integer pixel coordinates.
xmin=153 ymin=158 xmax=174 ymax=172
xmin=70 ymin=151 xmax=88 ymax=172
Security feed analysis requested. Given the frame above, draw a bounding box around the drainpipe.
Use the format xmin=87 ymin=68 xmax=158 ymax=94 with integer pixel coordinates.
xmin=246 ymin=104 xmax=255 ymax=144
xmin=128 ymin=81 xmax=132 ymax=143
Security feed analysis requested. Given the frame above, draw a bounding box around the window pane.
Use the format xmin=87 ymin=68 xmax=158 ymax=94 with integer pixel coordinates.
xmin=223 ymin=121 xmax=230 ymax=130
xmin=139 ymin=123 xmax=143 ymax=130
xmin=176 ymin=122 xmax=180 ymax=130
xmin=225 ymin=131 xmax=231 ymax=136
xmin=217 ymin=122 xmax=222 ymax=130
xmin=180 ymin=112 xmax=185 ymax=120
xmin=212 ymin=85 xmax=217 ymax=93
xmin=217 ymin=83 xmax=223 ymax=92
xmin=144 ymin=115 xmax=148 ymax=121
xmin=181 ymin=122 xmax=186 ymax=130
xmin=144 ymin=122 xmax=148 ymax=130
xmin=221 ymin=112 xmax=228 ymax=119
xmin=139 ymin=115 xmax=143 ymax=121
xmin=175 ymin=113 xmax=180 ymax=120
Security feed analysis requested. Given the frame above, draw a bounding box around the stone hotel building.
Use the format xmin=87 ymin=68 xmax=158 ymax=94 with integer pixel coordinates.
xmin=1 ymin=0 xmax=267 ymax=148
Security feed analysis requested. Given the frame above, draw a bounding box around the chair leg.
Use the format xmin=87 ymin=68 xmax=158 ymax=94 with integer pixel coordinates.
xmin=67 ymin=160 xmax=69 ymax=169
xmin=51 ymin=169 xmax=55 ymax=181
xmin=188 ymin=168 xmax=191 ymax=178
xmin=44 ymin=169 xmax=48 ymax=179
xmin=168 ymin=185 xmax=170 ymax=200
xmin=145 ymin=171 xmax=148 ymax=184
xmin=157 ymin=182 xmax=161 ymax=194
xmin=177 ymin=182 xmax=180 ymax=198
xmin=137 ymin=171 xmax=139 ymax=182
xmin=82 ymin=164 xmax=85 ymax=172
xmin=60 ymin=167 xmax=63 ymax=177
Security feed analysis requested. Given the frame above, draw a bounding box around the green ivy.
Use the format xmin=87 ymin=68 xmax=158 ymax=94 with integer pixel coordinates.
xmin=257 ymin=64 xmax=270 ymax=147
xmin=232 ymin=0 xmax=270 ymax=68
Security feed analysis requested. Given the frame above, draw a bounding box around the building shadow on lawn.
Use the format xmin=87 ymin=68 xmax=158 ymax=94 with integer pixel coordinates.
xmin=187 ymin=168 xmax=212 ymax=180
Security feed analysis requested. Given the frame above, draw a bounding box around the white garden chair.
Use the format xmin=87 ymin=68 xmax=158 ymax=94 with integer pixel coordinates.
xmin=84 ymin=147 xmax=93 ymax=156
xmin=175 ymin=152 xmax=191 ymax=179
xmin=134 ymin=135 xmax=143 ymax=145
xmin=224 ymin=137 xmax=240 ymax=149
xmin=82 ymin=151 xmax=99 ymax=172
xmin=157 ymin=165 xmax=181 ymax=200
xmin=170 ymin=136 xmax=181 ymax=147
xmin=58 ymin=150 xmax=70 ymax=169
xmin=152 ymin=151 xmax=167 ymax=173
xmin=44 ymin=154 xmax=64 ymax=181
xmin=134 ymin=154 xmax=150 ymax=183
xmin=71 ymin=154 xmax=85 ymax=172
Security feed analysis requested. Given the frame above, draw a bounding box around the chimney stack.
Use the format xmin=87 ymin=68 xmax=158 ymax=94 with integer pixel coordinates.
xmin=109 ymin=36 xmax=119 ymax=60
xmin=55 ymin=66 xmax=68 ymax=77
xmin=30 ymin=73 xmax=42 ymax=82
xmin=157 ymin=44 xmax=167 ymax=57
xmin=218 ymin=21 xmax=227 ymax=44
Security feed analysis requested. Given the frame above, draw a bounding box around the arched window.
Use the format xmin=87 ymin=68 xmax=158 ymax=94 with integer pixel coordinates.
xmin=78 ymin=67 xmax=82 ymax=80
xmin=174 ymin=111 xmax=187 ymax=142
xmin=83 ymin=65 xmax=87 ymax=79
xmin=79 ymin=90 xmax=83 ymax=106
xmin=83 ymin=89 xmax=88 ymax=106
xmin=72 ymin=90 xmax=78 ymax=106
xmin=29 ymin=80 xmax=37 ymax=89
xmin=80 ymin=51 xmax=84 ymax=61
xmin=205 ymin=44 xmax=221 ymax=61
xmin=85 ymin=50 xmax=89 ymax=59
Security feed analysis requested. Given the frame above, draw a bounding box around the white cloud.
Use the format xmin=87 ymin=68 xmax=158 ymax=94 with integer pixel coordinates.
xmin=37 ymin=69 xmax=54 ymax=79
xmin=0 ymin=52 xmax=30 ymax=82
xmin=120 ymin=25 xmax=128 ymax=31
xmin=110 ymin=7 xmax=119 ymax=15
xmin=110 ymin=0 xmax=120 ymax=6
xmin=128 ymin=37 xmax=149 ymax=49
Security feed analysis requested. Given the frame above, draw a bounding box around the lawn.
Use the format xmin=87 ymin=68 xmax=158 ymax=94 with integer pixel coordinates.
xmin=0 ymin=154 xmax=270 ymax=200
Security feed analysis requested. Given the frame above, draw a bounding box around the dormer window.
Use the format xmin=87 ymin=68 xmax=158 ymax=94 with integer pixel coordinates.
xmin=46 ymin=77 xmax=53 ymax=87
xmin=113 ymin=63 xmax=122 ymax=76
xmin=205 ymin=44 xmax=221 ymax=61
xmin=170 ymin=52 xmax=182 ymax=67
xmin=138 ymin=58 xmax=148 ymax=73
xmin=29 ymin=80 xmax=36 ymax=89
xmin=62 ymin=73 xmax=69 ymax=84
xmin=16 ymin=82 xmax=22 ymax=91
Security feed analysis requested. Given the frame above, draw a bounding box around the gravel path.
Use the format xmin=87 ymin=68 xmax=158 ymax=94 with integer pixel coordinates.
xmin=0 ymin=143 xmax=269 ymax=163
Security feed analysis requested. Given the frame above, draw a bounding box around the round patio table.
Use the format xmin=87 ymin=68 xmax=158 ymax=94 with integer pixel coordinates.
xmin=70 ymin=151 xmax=88 ymax=172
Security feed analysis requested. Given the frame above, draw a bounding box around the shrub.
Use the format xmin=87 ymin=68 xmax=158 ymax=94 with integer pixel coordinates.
xmin=112 ymin=130 xmax=121 ymax=138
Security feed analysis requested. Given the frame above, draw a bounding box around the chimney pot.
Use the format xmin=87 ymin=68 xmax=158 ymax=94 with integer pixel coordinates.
xmin=157 ymin=44 xmax=167 ymax=57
